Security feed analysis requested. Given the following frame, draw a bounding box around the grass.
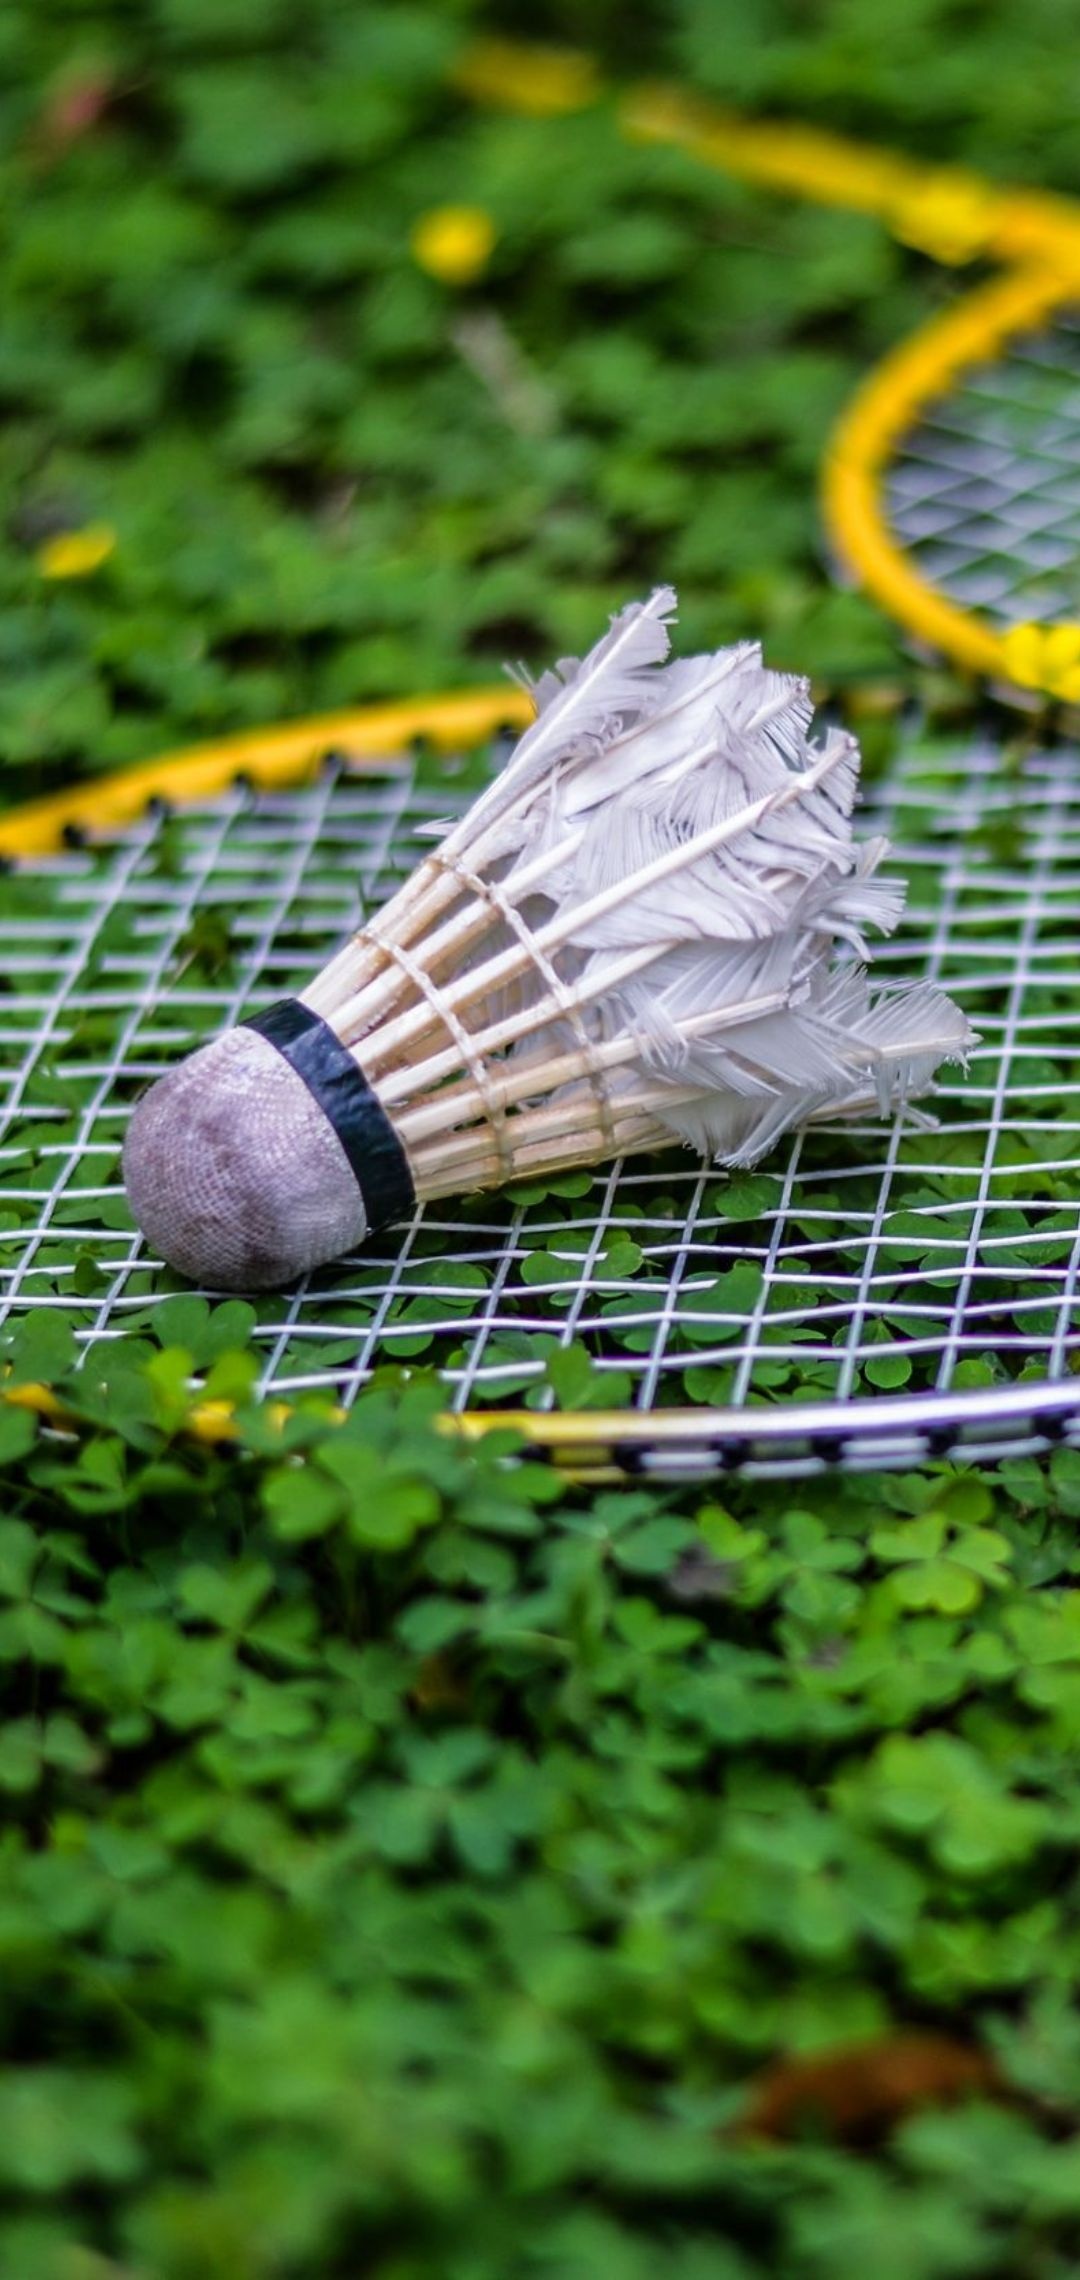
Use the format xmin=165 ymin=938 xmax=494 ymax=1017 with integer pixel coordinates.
xmin=7 ymin=1325 xmax=1080 ymax=2279
xmin=5 ymin=2 xmax=1080 ymax=2274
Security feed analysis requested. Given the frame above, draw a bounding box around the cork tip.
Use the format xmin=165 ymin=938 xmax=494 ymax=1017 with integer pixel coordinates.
xmin=122 ymin=1025 xmax=369 ymax=1290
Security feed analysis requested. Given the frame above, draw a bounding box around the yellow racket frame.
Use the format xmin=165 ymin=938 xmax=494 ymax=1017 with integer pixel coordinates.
xmin=9 ymin=45 xmax=1080 ymax=1476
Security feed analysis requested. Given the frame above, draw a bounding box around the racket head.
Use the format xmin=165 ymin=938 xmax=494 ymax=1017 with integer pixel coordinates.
xmin=826 ymin=267 xmax=1080 ymax=705
xmin=2 ymin=694 xmax=1079 ymax=1479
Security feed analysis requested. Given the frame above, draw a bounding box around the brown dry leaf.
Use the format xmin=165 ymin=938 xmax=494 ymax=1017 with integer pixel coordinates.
xmin=39 ymin=70 xmax=116 ymax=158
xmin=410 ymin=1652 xmax=472 ymax=1714
xmin=736 ymin=2032 xmax=1000 ymax=2145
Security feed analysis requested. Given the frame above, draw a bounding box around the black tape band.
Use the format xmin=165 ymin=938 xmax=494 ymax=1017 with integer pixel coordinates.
xmin=242 ymin=998 xmax=416 ymax=1233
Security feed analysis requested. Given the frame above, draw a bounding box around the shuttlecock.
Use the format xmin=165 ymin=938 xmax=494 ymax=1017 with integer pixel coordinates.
xmin=123 ymin=588 xmax=971 ymax=1289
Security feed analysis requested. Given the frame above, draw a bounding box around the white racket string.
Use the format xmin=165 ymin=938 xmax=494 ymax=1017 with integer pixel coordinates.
xmin=886 ymin=310 xmax=1080 ymax=634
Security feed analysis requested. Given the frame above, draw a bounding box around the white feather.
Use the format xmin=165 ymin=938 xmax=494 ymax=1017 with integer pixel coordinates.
xmin=450 ymin=585 xmax=973 ymax=1168
xmin=440 ymin=585 xmax=678 ymax=857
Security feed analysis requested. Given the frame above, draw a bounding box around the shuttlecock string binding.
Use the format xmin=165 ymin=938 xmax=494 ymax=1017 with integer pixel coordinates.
xmin=122 ymin=587 xmax=972 ymax=1288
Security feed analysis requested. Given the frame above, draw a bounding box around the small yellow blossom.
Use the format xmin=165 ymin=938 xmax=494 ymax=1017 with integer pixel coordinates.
xmin=1001 ymin=619 xmax=1080 ymax=701
xmin=411 ymin=205 xmax=496 ymax=287
xmin=36 ymin=523 xmax=117 ymax=580
xmin=453 ymin=39 xmax=598 ymax=118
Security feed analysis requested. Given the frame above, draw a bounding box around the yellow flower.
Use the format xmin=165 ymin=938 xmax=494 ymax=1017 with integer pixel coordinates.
xmin=452 ymin=39 xmax=598 ymax=118
xmin=411 ymin=205 xmax=496 ymax=287
xmin=36 ymin=523 xmax=117 ymax=580
xmin=1001 ymin=619 xmax=1080 ymax=701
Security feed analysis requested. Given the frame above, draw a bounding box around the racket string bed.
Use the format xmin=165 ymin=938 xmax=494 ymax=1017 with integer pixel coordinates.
xmin=833 ymin=744 xmax=993 ymax=1401
xmin=887 ymin=311 xmax=1080 ymax=628
xmin=2 ymin=733 xmax=1080 ymax=1471
xmin=1 ymin=802 xmax=228 ymax=1316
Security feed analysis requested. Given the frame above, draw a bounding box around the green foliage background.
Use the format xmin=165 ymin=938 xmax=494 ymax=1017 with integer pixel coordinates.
xmin=4 ymin=3 xmax=1080 ymax=2275
xmin=8 ymin=0 xmax=1067 ymax=789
